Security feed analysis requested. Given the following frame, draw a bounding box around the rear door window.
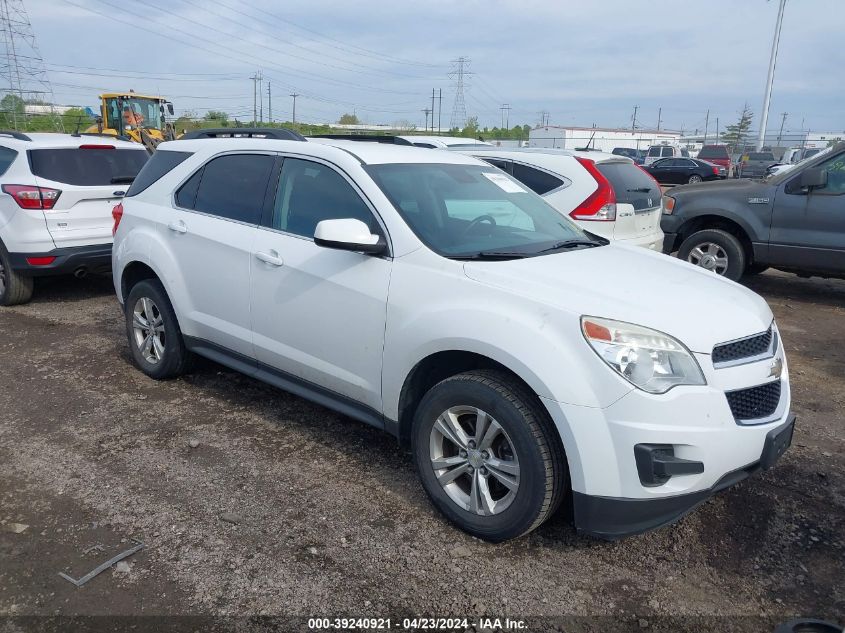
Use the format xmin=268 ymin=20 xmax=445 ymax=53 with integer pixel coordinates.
xmin=661 ymin=147 xmax=674 ymax=157
xmin=28 ymin=147 xmax=149 ymax=186
xmin=0 ymin=146 xmax=18 ymax=175
xmin=597 ymin=162 xmax=660 ymax=211
xmin=698 ymin=146 xmax=729 ymax=160
xmin=647 ymin=147 xmax=662 ymax=157
xmin=511 ymin=162 xmax=565 ymax=195
xmin=192 ymin=153 xmax=275 ymax=224
xmin=126 ymin=150 xmax=192 ymax=196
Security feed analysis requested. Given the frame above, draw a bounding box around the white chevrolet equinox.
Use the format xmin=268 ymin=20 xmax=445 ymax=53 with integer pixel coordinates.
xmin=112 ymin=130 xmax=795 ymax=542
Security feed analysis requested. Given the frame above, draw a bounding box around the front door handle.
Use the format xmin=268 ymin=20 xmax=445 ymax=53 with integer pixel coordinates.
xmin=168 ymin=220 xmax=187 ymax=234
xmin=255 ymin=250 xmax=284 ymax=267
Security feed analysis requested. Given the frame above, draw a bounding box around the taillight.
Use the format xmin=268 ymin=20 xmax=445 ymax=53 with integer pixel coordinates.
xmin=112 ymin=202 xmax=124 ymax=236
xmin=571 ymin=157 xmax=616 ymax=221
xmin=1 ymin=184 xmax=61 ymax=210
xmin=713 ymin=166 xmax=719 ymax=175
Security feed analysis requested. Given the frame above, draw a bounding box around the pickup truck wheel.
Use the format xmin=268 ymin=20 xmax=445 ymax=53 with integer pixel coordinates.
xmin=688 ymin=174 xmax=702 ymax=184
xmin=125 ymin=279 xmax=194 ymax=379
xmin=412 ymin=369 xmax=567 ymax=542
xmin=0 ymin=242 xmax=34 ymax=306
xmin=678 ymin=229 xmax=746 ymax=281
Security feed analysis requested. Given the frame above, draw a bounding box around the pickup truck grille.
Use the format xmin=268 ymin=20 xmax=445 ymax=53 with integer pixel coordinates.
xmin=713 ymin=326 xmax=774 ymax=365
xmin=726 ymin=381 xmax=781 ymax=421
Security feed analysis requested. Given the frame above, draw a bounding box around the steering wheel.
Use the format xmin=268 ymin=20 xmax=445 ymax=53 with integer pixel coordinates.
xmin=462 ymin=214 xmax=496 ymax=236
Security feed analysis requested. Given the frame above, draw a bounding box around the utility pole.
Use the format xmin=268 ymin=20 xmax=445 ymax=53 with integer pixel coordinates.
xmin=258 ymin=71 xmax=263 ymax=123
xmin=777 ymin=112 xmax=788 ymax=143
xmin=422 ymin=108 xmax=431 ymax=131
xmin=757 ymin=0 xmax=787 ymax=150
xmin=250 ymin=71 xmax=259 ymax=124
xmin=437 ymin=89 xmax=442 ymax=134
xmin=500 ymin=104 xmax=511 ymax=130
xmin=631 ymin=105 xmax=639 ymax=133
xmin=290 ymin=93 xmax=300 ymax=126
xmin=703 ymin=109 xmax=710 ymax=143
xmin=267 ymin=81 xmax=272 ymax=123
xmin=657 ymin=107 xmax=662 ymax=132
xmin=430 ymin=88 xmax=436 ymax=133
xmin=716 ymin=117 xmax=720 ymax=144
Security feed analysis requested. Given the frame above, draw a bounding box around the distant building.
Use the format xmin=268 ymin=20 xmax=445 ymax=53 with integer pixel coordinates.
xmin=23 ymin=104 xmax=80 ymax=115
xmin=528 ymin=125 xmax=681 ymax=152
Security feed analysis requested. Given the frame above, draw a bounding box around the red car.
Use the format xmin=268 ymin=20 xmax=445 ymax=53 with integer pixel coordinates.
xmin=697 ymin=145 xmax=732 ymax=175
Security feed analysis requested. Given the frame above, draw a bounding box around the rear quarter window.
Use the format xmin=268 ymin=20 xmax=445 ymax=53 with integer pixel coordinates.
xmin=597 ymin=162 xmax=660 ymax=211
xmin=511 ymin=162 xmax=565 ymax=195
xmin=0 ymin=146 xmax=18 ymax=176
xmin=29 ymin=147 xmax=149 ymax=186
xmin=126 ymin=150 xmax=193 ymax=196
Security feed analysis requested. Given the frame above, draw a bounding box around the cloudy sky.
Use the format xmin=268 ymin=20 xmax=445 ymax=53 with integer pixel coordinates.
xmin=23 ymin=0 xmax=845 ymax=134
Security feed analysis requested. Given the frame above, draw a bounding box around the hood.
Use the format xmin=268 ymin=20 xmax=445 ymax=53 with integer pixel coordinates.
xmin=463 ymin=244 xmax=773 ymax=353
xmin=667 ymin=178 xmax=771 ymax=197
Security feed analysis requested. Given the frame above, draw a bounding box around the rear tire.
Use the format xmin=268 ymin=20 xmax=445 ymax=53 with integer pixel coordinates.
xmin=0 ymin=242 xmax=34 ymax=306
xmin=688 ymin=174 xmax=702 ymax=184
xmin=678 ymin=228 xmax=746 ymax=281
xmin=124 ymin=279 xmax=194 ymax=379
xmin=412 ymin=369 xmax=567 ymax=542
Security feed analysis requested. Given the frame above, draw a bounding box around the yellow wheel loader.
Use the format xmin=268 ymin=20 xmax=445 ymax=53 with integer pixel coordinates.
xmin=85 ymin=91 xmax=177 ymax=152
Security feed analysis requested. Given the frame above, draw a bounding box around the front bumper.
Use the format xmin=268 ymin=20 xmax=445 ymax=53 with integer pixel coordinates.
xmin=8 ymin=244 xmax=112 ymax=276
xmin=573 ymin=414 xmax=795 ymax=539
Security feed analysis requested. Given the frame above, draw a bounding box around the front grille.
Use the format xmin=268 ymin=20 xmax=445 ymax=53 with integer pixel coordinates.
xmin=713 ymin=326 xmax=773 ymax=365
xmin=726 ymin=381 xmax=781 ymax=421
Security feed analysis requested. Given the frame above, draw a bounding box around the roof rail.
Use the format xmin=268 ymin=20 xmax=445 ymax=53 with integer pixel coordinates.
xmin=310 ymin=134 xmax=413 ymax=146
xmin=72 ymin=132 xmax=133 ymax=142
xmin=179 ymin=127 xmax=305 ymax=141
xmin=0 ymin=130 xmax=32 ymax=141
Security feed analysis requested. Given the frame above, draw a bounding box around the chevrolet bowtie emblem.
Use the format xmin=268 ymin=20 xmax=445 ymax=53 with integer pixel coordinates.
xmin=769 ymin=357 xmax=783 ymax=378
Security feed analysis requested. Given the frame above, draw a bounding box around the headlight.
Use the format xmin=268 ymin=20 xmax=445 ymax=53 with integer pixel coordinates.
xmin=581 ymin=316 xmax=705 ymax=394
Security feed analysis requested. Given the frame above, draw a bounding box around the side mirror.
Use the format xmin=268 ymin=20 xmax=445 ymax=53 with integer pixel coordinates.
xmin=799 ymin=167 xmax=827 ymax=190
xmin=314 ymin=218 xmax=386 ymax=255
xmin=167 ymin=103 xmax=174 ymax=115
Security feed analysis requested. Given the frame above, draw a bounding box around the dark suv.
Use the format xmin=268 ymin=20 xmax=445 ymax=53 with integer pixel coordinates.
xmin=661 ymin=142 xmax=845 ymax=281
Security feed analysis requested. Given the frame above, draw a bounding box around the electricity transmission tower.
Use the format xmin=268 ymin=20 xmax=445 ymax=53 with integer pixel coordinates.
xmin=448 ymin=56 xmax=470 ymax=130
xmin=0 ymin=0 xmax=61 ymax=130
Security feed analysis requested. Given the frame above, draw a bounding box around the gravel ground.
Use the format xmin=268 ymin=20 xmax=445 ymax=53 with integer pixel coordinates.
xmin=0 ymin=270 xmax=842 ymax=633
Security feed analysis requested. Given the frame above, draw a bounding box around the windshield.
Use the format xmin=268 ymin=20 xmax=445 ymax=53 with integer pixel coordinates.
xmin=366 ymin=163 xmax=597 ymax=258
xmin=105 ymin=97 xmax=161 ymax=132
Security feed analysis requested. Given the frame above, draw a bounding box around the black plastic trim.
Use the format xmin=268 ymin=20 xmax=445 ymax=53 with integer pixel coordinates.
xmin=575 ymin=414 xmax=795 ymax=540
xmin=7 ymin=244 xmax=112 ymax=276
xmin=634 ymin=444 xmax=704 ymax=486
xmin=180 ymin=127 xmax=305 ymax=141
xmin=183 ymin=335 xmax=396 ymax=437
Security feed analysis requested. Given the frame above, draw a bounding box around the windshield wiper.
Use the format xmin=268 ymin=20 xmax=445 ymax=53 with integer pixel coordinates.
xmin=627 ymin=187 xmax=653 ymax=193
xmin=537 ymin=239 xmax=604 ymax=253
xmin=448 ymin=250 xmax=531 ymax=261
xmin=111 ymin=176 xmax=135 ymax=184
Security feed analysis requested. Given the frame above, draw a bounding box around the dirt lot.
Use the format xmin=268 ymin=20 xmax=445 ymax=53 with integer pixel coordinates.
xmin=0 ymin=270 xmax=843 ymax=633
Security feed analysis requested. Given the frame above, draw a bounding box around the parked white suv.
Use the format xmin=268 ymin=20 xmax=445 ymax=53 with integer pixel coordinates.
xmin=643 ymin=144 xmax=689 ymax=166
xmin=452 ymin=147 xmax=664 ymax=250
xmin=112 ymin=133 xmax=794 ymax=541
xmin=0 ymin=131 xmax=148 ymax=305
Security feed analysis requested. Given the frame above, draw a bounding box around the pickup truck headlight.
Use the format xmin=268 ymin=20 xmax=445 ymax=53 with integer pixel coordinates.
xmin=581 ymin=316 xmax=706 ymax=394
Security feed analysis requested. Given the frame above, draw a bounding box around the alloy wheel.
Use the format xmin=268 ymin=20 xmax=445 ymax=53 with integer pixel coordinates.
xmin=132 ymin=297 xmax=166 ymax=364
xmin=429 ymin=406 xmax=520 ymax=516
xmin=687 ymin=242 xmax=729 ymax=275
xmin=689 ymin=175 xmax=702 ymax=183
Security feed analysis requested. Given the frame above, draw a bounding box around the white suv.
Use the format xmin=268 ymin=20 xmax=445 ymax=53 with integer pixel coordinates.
xmin=453 ymin=147 xmax=664 ymax=250
xmin=112 ymin=133 xmax=795 ymax=542
xmin=0 ymin=131 xmax=149 ymax=305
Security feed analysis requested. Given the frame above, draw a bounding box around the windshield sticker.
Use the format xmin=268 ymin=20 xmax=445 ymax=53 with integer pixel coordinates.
xmin=482 ymin=172 xmax=526 ymax=193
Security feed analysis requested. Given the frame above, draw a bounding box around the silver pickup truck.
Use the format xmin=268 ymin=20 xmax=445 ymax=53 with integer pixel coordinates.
xmin=738 ymin=151 xmax=778 ymax=178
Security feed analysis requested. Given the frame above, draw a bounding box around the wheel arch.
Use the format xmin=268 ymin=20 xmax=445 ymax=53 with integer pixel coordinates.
xmin=676 ymin=213 xmax=756 ymax=264
xmin=120 ymin=260 xmax=160 ymax=302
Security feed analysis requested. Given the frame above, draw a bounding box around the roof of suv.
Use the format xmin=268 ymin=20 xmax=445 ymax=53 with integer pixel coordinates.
xmin=452 ymin=146 xmax=629 ymax=164
xmin=0 ymin=131 xmax=143 ymax=150
xmin=163 ymin=137 xmax=483 ymax=167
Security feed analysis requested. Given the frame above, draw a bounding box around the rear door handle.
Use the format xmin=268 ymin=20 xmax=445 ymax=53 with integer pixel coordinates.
xmin=255 ymin=250 xmax=284 ymax=267
xmin=168 ymin=220 xmax=187 ymax=234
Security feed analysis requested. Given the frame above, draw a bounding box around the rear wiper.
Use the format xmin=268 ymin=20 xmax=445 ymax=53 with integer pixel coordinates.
xmin=537 ymin=239 xmax=604 ymax=253
xmin=627 ymin=187 xmax=653 ymax=193
xmin=111 ymin=176 xmax=135 ymax=184
xmin=448 ymin=251 xmax=530 ymax=261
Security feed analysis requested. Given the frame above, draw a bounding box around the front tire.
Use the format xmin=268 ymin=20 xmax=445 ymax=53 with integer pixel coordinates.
xmin=412 ymin=370 xmax=567 ymax=542
xmin=0 ymin=242 xmax=34 ymax=306
xmin=678 ymin=228 xmax=746 ymax=281
xmin=124 ymin=279 xmax=194 ymax=379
